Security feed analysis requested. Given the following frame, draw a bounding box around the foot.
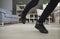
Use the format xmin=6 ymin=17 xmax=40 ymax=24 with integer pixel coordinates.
xmin=35 ymin=22 xmax=48 ymax=34
xmin=20 ymin=17 xmax=26 ymax=24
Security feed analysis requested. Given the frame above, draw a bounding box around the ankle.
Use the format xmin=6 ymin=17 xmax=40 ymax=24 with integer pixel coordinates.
xmin=36 ymin=20 xmax=43 ymax=24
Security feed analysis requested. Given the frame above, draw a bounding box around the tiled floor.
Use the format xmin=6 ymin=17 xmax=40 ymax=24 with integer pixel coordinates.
xmin=0 ymin=23 xmax=60 ymax=39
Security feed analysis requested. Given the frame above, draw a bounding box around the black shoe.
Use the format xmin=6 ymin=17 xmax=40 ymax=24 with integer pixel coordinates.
xmin=35 ymin=22 xmax=48 ymax=34
xmin=20 ymin=17 xmax=26 ymax=24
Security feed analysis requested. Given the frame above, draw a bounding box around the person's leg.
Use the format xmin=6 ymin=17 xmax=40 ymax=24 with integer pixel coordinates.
xmin=21 ymin=0 xmax=39 ymax=24
xmin=35 ymin=0 xmax=60 ymax=33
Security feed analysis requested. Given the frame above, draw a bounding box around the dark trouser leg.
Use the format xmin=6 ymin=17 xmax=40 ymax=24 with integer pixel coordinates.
xmin=21 ymin=0 xmax=39 ymax=18
xmin=38 ymin=0 xmax=60 ymax=23
xmin=35 ymin=0 xmax=60 ymax=33
xmin=21 ymin=0 xmax=39 ymax=24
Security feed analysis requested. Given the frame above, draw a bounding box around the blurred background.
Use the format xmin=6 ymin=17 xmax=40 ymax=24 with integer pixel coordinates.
xmin=0 ymin=0 xmax=60 ymax=39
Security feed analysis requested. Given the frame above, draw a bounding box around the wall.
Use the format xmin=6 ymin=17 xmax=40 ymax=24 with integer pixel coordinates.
xmin=0 ymin=0 xmax=12 ymax=11
xmin=0 ymin=0 xmax=2 ymax=7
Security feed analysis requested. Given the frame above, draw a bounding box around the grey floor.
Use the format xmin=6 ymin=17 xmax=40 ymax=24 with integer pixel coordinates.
xmin=0 ymin=23 xmax=60 ymax=39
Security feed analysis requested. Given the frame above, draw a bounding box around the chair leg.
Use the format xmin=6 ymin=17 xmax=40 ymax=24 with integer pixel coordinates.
xmin=2 ymin=22 xmax=4 ymax=26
